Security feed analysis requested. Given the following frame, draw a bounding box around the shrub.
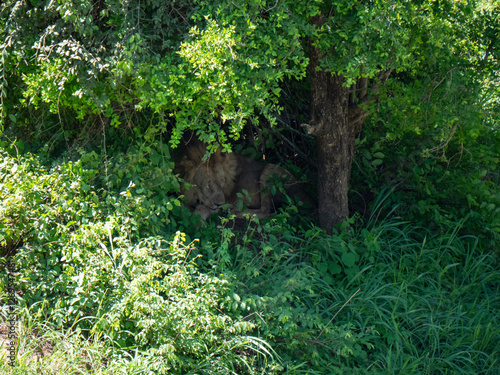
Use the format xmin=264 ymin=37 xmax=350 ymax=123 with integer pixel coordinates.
xmin=0 ymin=148 xmax=281 ymax=373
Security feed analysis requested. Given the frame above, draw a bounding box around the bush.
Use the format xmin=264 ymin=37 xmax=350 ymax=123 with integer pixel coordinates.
xmin=351 ymin=68 xmax=499 ymax=248
xmin=1 ymin=145 xmax=499 ymax=374
xmin=0 ymin=148 xmax=280 ymax=373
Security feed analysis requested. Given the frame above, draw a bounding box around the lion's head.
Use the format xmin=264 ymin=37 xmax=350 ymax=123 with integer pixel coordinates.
xmin=176 ymin=141 xmax=237 ymax=219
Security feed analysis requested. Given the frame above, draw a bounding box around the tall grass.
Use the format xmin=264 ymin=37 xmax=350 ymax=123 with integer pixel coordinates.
xmin=227 ymin=214 xmax=499 ymax=374
xmin=2 ymin=214 xmax=498 ymax=374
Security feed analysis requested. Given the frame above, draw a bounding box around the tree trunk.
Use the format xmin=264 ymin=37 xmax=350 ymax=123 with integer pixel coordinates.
xmin=306 ymin=46 xmax=357 ymax=234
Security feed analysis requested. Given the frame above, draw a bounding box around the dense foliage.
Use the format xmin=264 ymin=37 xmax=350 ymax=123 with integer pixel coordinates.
xmin=1 ymin=0 xmax=498 ymax=229
xmin=4 ymin=1 xmax=496 ymax=146
xmin=0 ymin=0 xmax=499 ymax=373
xmin=351 ymin=69 xmax=499 ymax=246
xmin=348 ymin=0 xmax=500 ymax=245
xmin=1 ymin=149 xmax=498 ymax=373
xmin=0 ymin=0 xmax=313 ymax=147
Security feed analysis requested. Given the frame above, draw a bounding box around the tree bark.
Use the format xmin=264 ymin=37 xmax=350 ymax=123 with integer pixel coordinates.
xmin=306 ymin=46 xmax=356 ymax=234
xmin=305 ymin=15 xmax=393 ymax=233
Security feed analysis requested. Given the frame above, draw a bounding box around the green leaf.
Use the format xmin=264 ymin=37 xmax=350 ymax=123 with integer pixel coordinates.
xmin=341 ymin=252 xmax=356 ymax=267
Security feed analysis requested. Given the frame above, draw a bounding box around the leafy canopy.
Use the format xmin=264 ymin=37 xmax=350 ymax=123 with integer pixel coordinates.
xmin=2 ymin=0 xmax=495 ymax=146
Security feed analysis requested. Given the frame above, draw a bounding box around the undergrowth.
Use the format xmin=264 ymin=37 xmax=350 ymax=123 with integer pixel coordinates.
xmin=1 ymin=148 xmax=499 ymax=374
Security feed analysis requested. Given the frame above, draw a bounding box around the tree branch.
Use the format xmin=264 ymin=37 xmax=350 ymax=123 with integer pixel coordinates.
xmin=348 ymin=69 xmax=393 ymax=134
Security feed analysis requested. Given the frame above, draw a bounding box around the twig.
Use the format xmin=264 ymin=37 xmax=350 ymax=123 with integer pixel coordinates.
xmin=316 ymin=288 xmax=361 ymax=340
xmin=273 ymin=126 xmax=317 ymax=168
xmin=265 ymin=0 xmax=279 ymax=12
xmin=425 ymin=122 xmax=459 ymax=158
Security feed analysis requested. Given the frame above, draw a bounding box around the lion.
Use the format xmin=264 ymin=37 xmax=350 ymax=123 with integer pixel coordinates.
xmin=175 ymin=141 xmax=309 ymax=220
